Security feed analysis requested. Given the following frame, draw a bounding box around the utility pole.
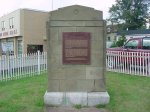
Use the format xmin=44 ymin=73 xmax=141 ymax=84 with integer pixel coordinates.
xmin=51 ymin=0 xmax=53 ymax=11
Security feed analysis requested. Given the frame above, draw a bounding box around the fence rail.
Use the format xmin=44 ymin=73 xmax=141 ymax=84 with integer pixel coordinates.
xmin=0 ymin=51 xmax=149 ymax=81
xmin=0 ymin=51 xmax=47 ymax=81
xmin=106 ymin=51 xmax=150 ymax=77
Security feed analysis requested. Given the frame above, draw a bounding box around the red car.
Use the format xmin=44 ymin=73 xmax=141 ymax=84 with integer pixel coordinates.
xmin=106 ymin=37 xmax=150 ymax=71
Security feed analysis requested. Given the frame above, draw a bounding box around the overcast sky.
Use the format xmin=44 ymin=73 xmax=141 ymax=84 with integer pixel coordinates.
xmin=0 ymin=0 xmax=116 ymax=19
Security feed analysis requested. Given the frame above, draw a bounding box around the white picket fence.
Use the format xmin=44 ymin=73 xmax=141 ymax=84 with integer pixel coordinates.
xmin=0 ymin=51 xmax=47 ymax=81
xmin=0 ymin=50 xmax=150 ymax=81
xmin=106 ymin=51 xmax=150 ymax=77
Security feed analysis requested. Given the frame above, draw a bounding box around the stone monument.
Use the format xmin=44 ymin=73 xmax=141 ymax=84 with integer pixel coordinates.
xmin=44 ymin=5 xmax=110 ymax=106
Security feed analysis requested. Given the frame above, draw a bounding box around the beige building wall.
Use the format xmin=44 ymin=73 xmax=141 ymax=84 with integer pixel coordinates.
xmin=0 ymin=9 xmax=22 ymax=55
xmin=0 ymin=9 xmax=21 ymax=38
xmin=107 ymin=32 xmax=117 ymax=42
xmin=0 ymin=9 xmax=49 ymax=56
xmin=21 ymin=9 xmax=49 ymax=54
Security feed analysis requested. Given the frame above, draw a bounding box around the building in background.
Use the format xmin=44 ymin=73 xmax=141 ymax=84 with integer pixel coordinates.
xmin=106 ymin=24 xmax=118 ymax=42
xmin=106 ymin=24 xmax=118 ymax=48
xmin=117 ymin=29 xmax=150 ymax=41
xmin=0 ymin=9 xmax=49 ymax=56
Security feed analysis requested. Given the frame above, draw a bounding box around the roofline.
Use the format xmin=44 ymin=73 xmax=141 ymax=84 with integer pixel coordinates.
xmin=0 ymin=9 xmax=20 ymax=18
xmin=0 ymin=8 xmax=49 ymax=18
xmin=117 ymin=29 xmax=150 ymax=35
xmin=50 ymin=5 xmax=102 ymax=13
xmin=21 ymin=8 xmax=49 ymax=13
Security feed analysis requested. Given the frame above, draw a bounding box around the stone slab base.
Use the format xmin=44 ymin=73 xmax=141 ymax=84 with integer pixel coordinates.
xmin=44 ymin=91 xmax=110 ymax=106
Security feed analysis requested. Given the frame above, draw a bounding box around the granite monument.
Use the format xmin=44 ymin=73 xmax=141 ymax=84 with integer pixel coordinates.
xmin=44 ymin=5 xmax=110 ymax=106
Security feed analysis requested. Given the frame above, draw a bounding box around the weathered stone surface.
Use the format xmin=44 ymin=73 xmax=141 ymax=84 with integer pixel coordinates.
xmin=49 ymin=40 xmax=62 ymax=55
xmin=44 ymin=92 xmax=110 ymax=106
xmin=44 ymin=92 xmax=63 ymax=106
xmin=48 ymin=80 xmax=60 ymax=92
xmin=91 ymin=53 xmax=104 ymax=67
xmin=50 ymin=5 xmax=103 ymax=21
xmin=48 ymin=68 xmax=66 ymax=80
xmin=64 ymin=67 xmax=86 ymax=80
xmin=48 ymin=54 xmax=61 ymax=67
xmin=50 ymin=21 xmax=104 ymax=27
xmin=91 ymin=41 xmax=104 ymax=54
xmin=93 ymin=79 xmax=106 ymax=92
xmin=65 ymin=92 xmax=88 ymax=106
xmin=59 ymin=80 xmax=77 ymax=92
xmin=86 ymin=67 xmax=104 ymax=79
xmin=76 ymin=80 xmax=94 ymax=92
xmin=45 ymin=5 xmax=109 ymax=106
xmin=59 ymin=79 xmax=95 ymax=92
xmin=87 ymin=92 xmax=110 ymax=106
xmin=76 ymin=27 xmax=104 ymax=41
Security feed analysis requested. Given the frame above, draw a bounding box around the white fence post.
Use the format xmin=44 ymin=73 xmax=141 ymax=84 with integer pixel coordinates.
xmin=0 ymin=51 xmax=47 ymax=81
xmin=106 ymin=50 xmax=150 ymax=77
xmin=37 ymin=51 xmax=40 ymax=74
xmin=0 ymin=56 xmax=1 ymax=81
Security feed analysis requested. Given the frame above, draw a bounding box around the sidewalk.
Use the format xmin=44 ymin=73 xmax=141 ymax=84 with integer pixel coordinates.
xmin=45 ymin=106 xmax=106 ymax=112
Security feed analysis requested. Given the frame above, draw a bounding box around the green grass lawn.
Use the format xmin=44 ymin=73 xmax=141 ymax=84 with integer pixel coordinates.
xmin=0 ymin=72 xmax=150 ymax=112
xmin=106 ymin=72 xmax=150 ymax=112
xmin=0 ymin=74 xmax=47 ymax=112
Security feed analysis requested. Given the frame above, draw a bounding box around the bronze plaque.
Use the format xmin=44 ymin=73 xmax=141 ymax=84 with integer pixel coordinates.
xmin=63 ymin=32 xmax=91 ymax=64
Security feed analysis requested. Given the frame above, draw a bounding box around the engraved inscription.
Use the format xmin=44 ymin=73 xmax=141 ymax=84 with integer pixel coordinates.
xmin=65 ymin=49 xmax=88 ymax=57
xmin=65 ymin=40 xmax=88 ymax=48
xmin=63 ymin=32 xmax=91 ymax=64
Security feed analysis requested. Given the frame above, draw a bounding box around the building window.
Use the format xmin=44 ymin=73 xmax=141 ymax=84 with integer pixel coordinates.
xmin=108 ymin=37 xmax=111 ymax=41
xmin=17 ymin=40 xmax=23 ymax=55
xmin=1 ymin=41 xmax=14 ymax=55
xmin=9 ymin=17 xmax=14 ymax=29
xmin=1 ymin=21 xmax=5 ymax=31
xmin=27 ymin=45 xmax=43 ymax=54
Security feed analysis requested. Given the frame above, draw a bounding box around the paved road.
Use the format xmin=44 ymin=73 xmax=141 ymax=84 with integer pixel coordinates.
xmin=45 ymin=106 xmax=106 ymax=112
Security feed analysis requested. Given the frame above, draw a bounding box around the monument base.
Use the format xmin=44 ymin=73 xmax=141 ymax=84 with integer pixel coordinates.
xmin=44 ymin=91 xmax=110 ymax=106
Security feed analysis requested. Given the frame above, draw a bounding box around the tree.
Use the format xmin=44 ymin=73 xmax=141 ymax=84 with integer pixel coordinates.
xmin=109 ymin=0 xmax=148 ymax=30
xmin=111 ymin=34 xmax=126 ymax=47
xmin=116 ymin=34 xmax=126 ymax=47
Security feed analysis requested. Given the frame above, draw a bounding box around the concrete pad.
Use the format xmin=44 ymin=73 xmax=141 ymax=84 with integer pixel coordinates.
xmin=44 ymin=92 xmax=64 ymax=106
xmin=44 ymin=92 xmax=110 ymax=106
xmin=88 ymin=92 xmax=110 ymax=106
xmin=65 ymin=92 xmax=87 ymax=106
xmin=45 ymin=106 xmax=106 ymax=112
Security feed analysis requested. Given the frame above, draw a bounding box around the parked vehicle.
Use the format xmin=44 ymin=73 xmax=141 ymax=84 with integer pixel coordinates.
xmin=106 ymin=37 xmax=150 ymax=71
